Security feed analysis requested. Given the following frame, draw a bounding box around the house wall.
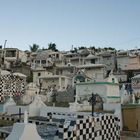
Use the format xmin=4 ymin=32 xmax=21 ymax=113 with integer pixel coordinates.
xmin=84 ymin=67 xmax=105 ymax=79
xmin=33 ymin=70 xmax=52 ymax=83
xmin=18 ymin=51 xmax=27 ymax=63
xmin=76 ymin=83 xmax=107 ymax=102
xmin=85 ymin=58 xmax=100 ymax=65
xmin=4 ymin=49 xmax=18 ymax=61
xmin=117 ymin=56 xmax=129 ymax=70
xmin=76 ymin=82 xmax=120 ymax=103
xmin=42 ymin=78 xmax=59 ymax=91
xmin=114 ymin=74 xmax=127 ymax=82
xmin=57 ymin=68 xmax=74 ymax=77
xmin=70 ymin=59 xmax=80 ymax=66
xmin=41 ymin=77 xmax=72 ymax=92
xmin=122 ymin=106 xmax=140 ymax=132
xmin=128 ymin=56 xmax=140 ymax=70
xmin=101 ymin=55 xmax=116 ymax=71
xmin=106 ymin=84 xmax=120 ymax=103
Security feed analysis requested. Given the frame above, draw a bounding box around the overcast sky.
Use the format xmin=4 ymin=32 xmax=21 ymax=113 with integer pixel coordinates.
xmin=0 ymin=0 xmax=140 ymax=51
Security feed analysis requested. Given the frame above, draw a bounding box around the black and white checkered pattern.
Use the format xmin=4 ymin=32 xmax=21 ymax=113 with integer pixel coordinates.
xmin=0 ymin=74 xmax=25 ymax=101
xmin=58 ymin=114 xmax=120 ymax=140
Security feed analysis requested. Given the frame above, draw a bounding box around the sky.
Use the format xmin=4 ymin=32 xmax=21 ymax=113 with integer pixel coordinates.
xmin=0 ymin=0 xmax=140 ymax=51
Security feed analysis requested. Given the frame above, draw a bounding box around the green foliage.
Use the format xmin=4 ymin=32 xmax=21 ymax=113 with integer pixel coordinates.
xmin=70 ymin=47 xmax=78 ymax=53
xmin=78 ymin=46 xmax=86 ymax=50
xmin=90 ymin=46 xmax=96 ymax=50
xmin=26 ymin=71 xmax=33 ymax=83
xmin=48 ymin=42 xmax=58 ymax=51
xmin=29 ymin=44 xmax=39 ymax=52
xmin=73 ymin=47 xmax=78 ymax=53
xmin=108 ymin=47 xmax=115 ymax=50
xmin=103 ymin=47 xmax=116 ymax=51
xmin=0 ymin=120 xmax=15 ymax=127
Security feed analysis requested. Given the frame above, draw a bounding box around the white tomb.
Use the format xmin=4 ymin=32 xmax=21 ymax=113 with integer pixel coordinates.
xmin=28 ymin=94 xmax=46 ymax=117
xmin=3 ymin=95 xmax=16 ymax=113
xmin=120 ymin=84 xmax=130 ymax=104
xmin=6 ymin=110 xmax=43 ymax=140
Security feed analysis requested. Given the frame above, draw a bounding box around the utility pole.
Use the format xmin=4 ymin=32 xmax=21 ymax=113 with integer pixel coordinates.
xmin=3 ymin=40 xmax=7 ymax=49
xmin=1 ymin=40 xmax=7 ymax=69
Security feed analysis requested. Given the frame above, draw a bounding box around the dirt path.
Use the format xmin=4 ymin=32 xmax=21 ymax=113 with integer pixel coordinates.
xmin=121 ymin=136 xmax=140 ymax=140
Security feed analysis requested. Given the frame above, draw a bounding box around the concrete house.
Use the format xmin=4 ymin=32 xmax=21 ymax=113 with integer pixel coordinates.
xmin=56 ymin=64 xmax=76 ymax=77
xmin=116 ymin=51 xmax=129 ymax=71
xmin=99 ymin=50 xmax=116 ymax=71
xmin=3 ymin=48 xmax=27 ymax=69
xmin=39 ymin=75 xmax=72 ymax=92
xmin=63 ymin=52 xmax=83 ymax=66
xmin=76 ymin=64 xmax=107 ymax=80
xmin=84 ymin=53 xmax=100 ymax=65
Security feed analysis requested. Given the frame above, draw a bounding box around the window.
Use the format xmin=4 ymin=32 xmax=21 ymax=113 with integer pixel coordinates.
xmin=41 ymin=60 xmax=46 ymax=64
xmin=38 ymin=73 xmax=41 ymax=76
xmin=56 ymin=54 xmax=59 ymax=58
xmin=36 ymin=60 xmax=40 ymax=64
xmin=91 ymin=59 xmax=95 ymax=64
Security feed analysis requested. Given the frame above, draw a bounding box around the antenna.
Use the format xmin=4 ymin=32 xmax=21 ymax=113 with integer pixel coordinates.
xmin=3 ymin=40 xmax=7 ymax=49
xmin=1 ymin=40 xmax=7 ymax=69
xmin=72 ymin=45 xmax=73 ymax=50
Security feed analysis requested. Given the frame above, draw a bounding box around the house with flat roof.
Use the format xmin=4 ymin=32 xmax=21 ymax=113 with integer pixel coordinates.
xmin=116 ymin=51 xmax=130 ymax=71
xmin=39 ymin=75 xmax=72 ymax=92
xmin=76 ymin=64 xmax=107 ymax=80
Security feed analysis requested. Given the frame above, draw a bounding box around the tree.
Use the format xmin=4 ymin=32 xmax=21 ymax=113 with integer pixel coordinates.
xmin=108 ymin=47 xmax=115 ymax=50
xmin=74 ymin=47 xmax=78 ymax=53
xmin=90 ymin=46 xmax=96 ymax=50
xmin=48 ymin=42 xmax=58 ymax=52
xmin=29 ymin=44 xmax=39 ymax=52
xmin=78 ymin=46 xmax=86 ymax=50
xmin=26 ymin=71 xmax=33 ymax=83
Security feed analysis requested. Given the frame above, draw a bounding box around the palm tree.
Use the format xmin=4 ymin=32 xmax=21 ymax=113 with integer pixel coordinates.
xmin=29 ymin=44 xmax=39 ymax=52
xmin=48 ymin=42 xmax=58 ymax=51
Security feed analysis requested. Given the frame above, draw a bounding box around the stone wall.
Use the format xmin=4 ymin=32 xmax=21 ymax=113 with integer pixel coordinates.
xmin=122 ymin=105 xmax=140 ymax=132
